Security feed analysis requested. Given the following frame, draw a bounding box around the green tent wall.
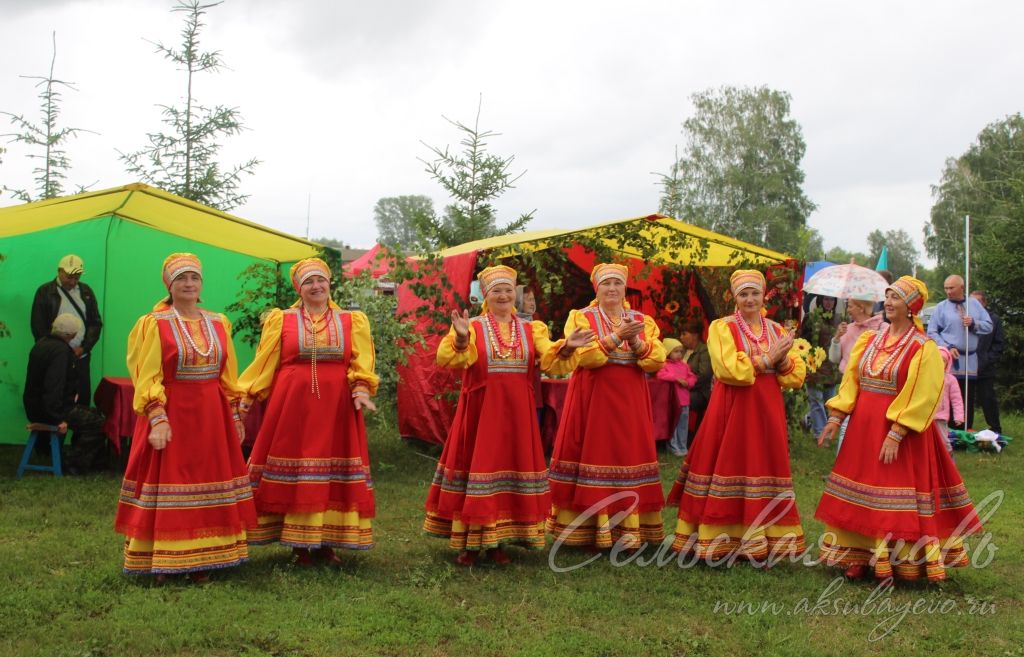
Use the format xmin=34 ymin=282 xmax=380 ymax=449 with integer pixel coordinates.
xmin=0 ymin=185 xmax=321 ymax=445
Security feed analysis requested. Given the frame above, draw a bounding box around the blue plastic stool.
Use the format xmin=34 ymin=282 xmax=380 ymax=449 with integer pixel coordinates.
xmin=16 ymin=423 xmax=63 ymax=478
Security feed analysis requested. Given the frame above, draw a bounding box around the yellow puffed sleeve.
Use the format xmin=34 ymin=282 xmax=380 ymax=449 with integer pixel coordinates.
xmin=636 ymin=314 xmax=666 ymax=373
xmin=708 ymin=318 xmax=756 ymax=387
xmin=535 ymin=320 xmax=578 ymax=375
xmin=826 ymin=330 xmax=874 ymax=415
xmin=887 ymin=339 xmax=945 ymax=433
xmin=347 ymin=311 xmax=380 ymax=396
xmin=216 ymin=313 xmax=244 ymax=403
xmin=567 ymin=309 xmax=609 ymax=370
xmin=126 ymin=314 xmax=165 ymax=415
xmin=436 ymin=324 xmax=478 ymax=370
xmin=237 ymin=308 xmax=284 ymax=402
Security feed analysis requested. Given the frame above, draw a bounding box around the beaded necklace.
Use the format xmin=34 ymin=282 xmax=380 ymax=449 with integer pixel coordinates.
xmin=485 ymin=312 xmax=519 ymax=358
xmin=862 ymin=324 xmax=916 ymax=377
xmin=733 ymin=310 xmax=773 ymax=355
xmin=598 ymin=304 xmax=624 ymax=330
xmin=172 ymin=306 xmax=216 ymax=358
xmin=302 ymin=306 xmax=329 ymax=399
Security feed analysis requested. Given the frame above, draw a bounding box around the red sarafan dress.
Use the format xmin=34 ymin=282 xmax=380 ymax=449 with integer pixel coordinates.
xmin=115 ymin=307 xmax=256 ymax=575
xmin=667 ymin=314 xmax=806 ymax=561
xmin=424 ymin=315 xmax=573 ymax=551
xmin=547 ymin=304 xmax=667 ymax=549
xmin=239 ymin=305 xmax=378 ymax=550
xmin=816 ymin=328 xmax=982 ymax=581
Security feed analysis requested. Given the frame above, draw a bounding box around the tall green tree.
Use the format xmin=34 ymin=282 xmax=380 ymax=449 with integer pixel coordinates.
xmin=120 ymin=0 xmax=259 ymax=211
xmin=420 ymin=98 xmax=534 ymax=248
xmin=927 ymin=113 xmax=1024 ymax=407
xmin=2 ymin=32 xmax=93 ymax=202
xmin=373 ymin=195 xmax=436 ymax=248
xmin=866 ymin=228 xmax=920 ymax=277
xmin=657 ymin=86 xmax=816 ymax=255
xmin=926 ymin=113 xmax=1024 ymax=276
xmin=823 ymin=246 xmax=869 ymax=267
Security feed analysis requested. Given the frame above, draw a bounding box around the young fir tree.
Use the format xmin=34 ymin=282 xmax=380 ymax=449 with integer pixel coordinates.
xmin=419 ymin=97 xmax=534 ymax=248
xmin=119 ymin=0 xmax=259 ymax=211
xmin=2 ymin=32 xmax=93 ymax=202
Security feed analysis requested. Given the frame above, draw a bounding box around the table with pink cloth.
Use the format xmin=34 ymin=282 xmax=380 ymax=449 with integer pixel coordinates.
xmin=94 ymin=376 xmax=264 ymax=455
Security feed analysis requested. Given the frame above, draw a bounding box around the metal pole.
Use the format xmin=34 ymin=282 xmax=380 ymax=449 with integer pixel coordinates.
xmin=964 ymin=214 xmax=970 ymax=429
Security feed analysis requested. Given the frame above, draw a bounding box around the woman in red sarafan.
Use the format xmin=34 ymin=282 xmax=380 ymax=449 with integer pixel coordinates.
xmin=667 ymin=269 xmax=806 ymax=564
xmin=424 ymin=265 xmax=593 ymax=566
xmin=547 ymin=263 xmax=667 ymax=550
xmin=238 ymin=257 xmax=379 ymax=566
xmin=115 ymin=253 xmax=256 ymax=583
xmin=816 ymin=276 xmax=982 ymax=583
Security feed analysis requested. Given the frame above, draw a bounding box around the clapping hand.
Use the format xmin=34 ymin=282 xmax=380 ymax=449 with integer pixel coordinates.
xmin=616 ymin=316 xmax=644 ymax=341
xmin=768 ymin=332 xmax=794 ymax=366
xmin=565 ymin=327 xmax=597 ymax=349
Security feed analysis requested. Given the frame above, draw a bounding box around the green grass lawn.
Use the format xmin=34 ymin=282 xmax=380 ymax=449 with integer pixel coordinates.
xmin=0 ymin=411 xmax=1021 ymax=657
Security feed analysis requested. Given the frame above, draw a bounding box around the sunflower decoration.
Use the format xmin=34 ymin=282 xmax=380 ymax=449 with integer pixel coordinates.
xmin=791 ymin=337 xmax=819 ymax=373
xmin=813 ymin=346 xmax=828 ymax=370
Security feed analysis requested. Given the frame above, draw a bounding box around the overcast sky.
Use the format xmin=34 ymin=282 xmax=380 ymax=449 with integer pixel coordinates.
xmin=2 ymin=0 xmax=1022 ymax=263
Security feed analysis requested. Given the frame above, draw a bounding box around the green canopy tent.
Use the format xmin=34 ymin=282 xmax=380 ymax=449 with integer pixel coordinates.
xmin=0 ymin=183 xmax=321 ymax=444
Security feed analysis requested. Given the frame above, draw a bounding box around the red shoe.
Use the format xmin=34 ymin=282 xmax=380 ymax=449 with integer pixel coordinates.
xmin=844 ymin=564 xmax=868 ymax=580
xmin=293 ymin=547 xmax=314 ymax=567
xmin=487 ymin=547 xmax=511 ymax=565
xmin=187 ymin=571 xmax=211 ymax=584
xmin=314 ymin=546 xmax=342 ymax=566
xmin=455 ymin=550 xmax=478 ymax=567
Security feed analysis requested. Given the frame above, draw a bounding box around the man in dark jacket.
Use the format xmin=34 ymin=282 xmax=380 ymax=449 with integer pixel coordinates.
xmin=31 ymin=254 xmax=103 ymax=406
xmin=970 ymin=291 xmax=1003 ymax=434
xmin=24 ymin=313 xmax=107 ymax=473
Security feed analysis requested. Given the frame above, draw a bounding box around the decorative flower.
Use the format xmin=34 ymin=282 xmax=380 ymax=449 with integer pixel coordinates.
xmin=790 ymin=338 xmax=819 ymax=373
xmin=664 ymin=301 xmax=680 ymax=314
xmin=813 ymin=346 xmax=827 ymax=367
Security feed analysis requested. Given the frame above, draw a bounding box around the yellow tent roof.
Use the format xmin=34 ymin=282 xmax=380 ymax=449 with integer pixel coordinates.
xmin=0 ymin=183 xmax=321 ymax=262
xmin=434 ymin=214 xmax=790 ymax=266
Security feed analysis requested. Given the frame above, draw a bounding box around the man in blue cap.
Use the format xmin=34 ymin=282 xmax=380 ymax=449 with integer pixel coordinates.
xmin=31 ymin=254 xmax=103 ymax=406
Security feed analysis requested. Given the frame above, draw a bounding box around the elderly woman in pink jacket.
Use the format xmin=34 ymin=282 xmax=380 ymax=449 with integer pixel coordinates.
xmin=827 ymin=299 xmax=886 ymax=453
xmin=933 ymin=346 xmax=965 ymax=454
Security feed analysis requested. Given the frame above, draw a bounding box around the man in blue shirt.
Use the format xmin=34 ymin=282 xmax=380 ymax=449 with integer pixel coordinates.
xmin=927 ymin=275 xmax=992 ymax=429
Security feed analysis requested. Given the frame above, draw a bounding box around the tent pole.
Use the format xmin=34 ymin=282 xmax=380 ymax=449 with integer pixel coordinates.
xmin=964 ymin=214 xmax=971 ymax=430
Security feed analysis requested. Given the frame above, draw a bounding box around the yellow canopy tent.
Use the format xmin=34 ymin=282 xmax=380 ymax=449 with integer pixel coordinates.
xmin=0 ymin=183 xmax=321 ymax=444
xmin=395 ymin=213 xmax=794 ymax=444
xmin=433 ymin=214 xmax=789 ymax=266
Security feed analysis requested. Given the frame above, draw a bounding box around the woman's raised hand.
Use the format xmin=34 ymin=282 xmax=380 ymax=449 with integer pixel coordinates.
xmin=451 ymin=309 xmax=471 ymax=338
xmin=835 ymin=321 xmax=848 ymax=339
xmin=565 ymin=327 xmax=597 ymax=349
